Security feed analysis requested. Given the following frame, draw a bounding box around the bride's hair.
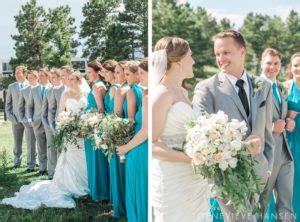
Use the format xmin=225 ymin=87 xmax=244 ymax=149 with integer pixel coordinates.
xmin=71 ymin=71 xmax=83 ymax=83
xmin=154 ymin=37 xmax=190 ymax=70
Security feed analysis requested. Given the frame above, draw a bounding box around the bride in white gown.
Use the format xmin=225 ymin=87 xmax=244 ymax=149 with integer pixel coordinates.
xmin=152 ymin=37 xmax=211 ymax=222
xmin=2 ymin=72 xmax=89 ymax=210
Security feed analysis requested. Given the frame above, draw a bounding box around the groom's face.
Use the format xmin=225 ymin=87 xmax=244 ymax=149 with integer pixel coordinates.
xmin=214 ymin=37 xmax=246 ymax=75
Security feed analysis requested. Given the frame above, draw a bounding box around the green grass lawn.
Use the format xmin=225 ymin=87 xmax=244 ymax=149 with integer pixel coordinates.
xmin=0 ymin=121 xmax=126 ymax=222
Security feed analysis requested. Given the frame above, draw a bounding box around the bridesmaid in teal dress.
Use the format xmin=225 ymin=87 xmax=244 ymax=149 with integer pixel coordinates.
xmin=118 ymin=59 xmax=148 ymax=222
xmin=102 ymin=60 xmax=127 ymax=218
xmin=286 ymin=53 xmax=300 ymax=221
xmin=84 ymin=60 xmax=110 ymax=202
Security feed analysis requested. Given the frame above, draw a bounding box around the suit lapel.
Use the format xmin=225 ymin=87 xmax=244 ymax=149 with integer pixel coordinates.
xmin=36 ymin=85 xmax=43 ymax=102
xmin=217 ymin=73 xmax=248 ymax=122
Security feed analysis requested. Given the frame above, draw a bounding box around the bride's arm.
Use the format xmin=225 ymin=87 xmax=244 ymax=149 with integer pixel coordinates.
xmin=58 ymin=92 xmax=67 ymax=114
xmin=152 ymin=88 xmax=191 ymax=163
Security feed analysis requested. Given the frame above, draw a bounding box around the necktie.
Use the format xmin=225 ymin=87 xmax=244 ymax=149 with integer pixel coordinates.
xmin=20 ymin=83 xmax=23 ymax=89
xmin=236 ymin=79 xmax=249 ymax=116
xmin=272 ymin=82 xmax=281 ymax=105
xmin=41 ymin=86 xmax=45 ymax=98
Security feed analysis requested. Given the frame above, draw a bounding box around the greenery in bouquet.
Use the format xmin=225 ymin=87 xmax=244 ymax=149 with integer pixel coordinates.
xmin=94 ymin=114 xmax=135 ymax=160
xmin=78 ymin=109 xmax=104 ymax=139
xmin=52 ymin=111 xmax=82 ymax=152
xmin=184 ymin=111 xmax=263 ymax=214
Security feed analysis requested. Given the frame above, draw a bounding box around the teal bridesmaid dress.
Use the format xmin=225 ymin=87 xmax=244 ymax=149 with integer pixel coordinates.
xmin=265 ymin=194 xmax=277 ymax=221
xmin=286 ymin=82 xmax=300 ymax=221
xmin=210 ymin=199 xmax=224 ymax=222
xmin=104 ymin=84 xmax=126 ymax=218
xmin=125 ymin=84 xmax=148 ymax=222
xmin=84 ymin=80 xmax=110 ymax=201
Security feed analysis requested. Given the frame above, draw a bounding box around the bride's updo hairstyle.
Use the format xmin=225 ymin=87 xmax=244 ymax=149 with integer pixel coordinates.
xmin=71 ymin=71 xmax=83 ymax=84
xmin=154 ymin=37 xmax=190 ymax=70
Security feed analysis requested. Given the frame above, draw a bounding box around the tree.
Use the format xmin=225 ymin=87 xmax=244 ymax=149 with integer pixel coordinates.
xmin=44 ymin=6 xmax=79 ymax=68
xmin=153 ymin=0 xmax=220 ymax=78
xmin=10 ymin=0 xmax=47 ymax=70
xmin=10 ymin=0 xmax=78 ymax=70
xmin=80 ymin=0 xmax=147 ymax=61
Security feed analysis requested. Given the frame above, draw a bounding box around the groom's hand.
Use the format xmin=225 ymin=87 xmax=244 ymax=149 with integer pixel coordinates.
xmin=272 ymin=119 xmax=286 ymax=134
xmin=244 ymin=135 xmax=261 ymax=156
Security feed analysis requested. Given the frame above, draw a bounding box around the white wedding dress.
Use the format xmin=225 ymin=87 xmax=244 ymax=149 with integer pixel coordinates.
xmin=152 ymin=102 xmax=211 ymax=222
xmin=2 ymin=97 xmax=89 ymax=210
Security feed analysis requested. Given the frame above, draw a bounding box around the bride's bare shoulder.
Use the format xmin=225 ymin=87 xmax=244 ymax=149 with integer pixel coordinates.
xmin=153 ymin=84 xmax=173 ymax=106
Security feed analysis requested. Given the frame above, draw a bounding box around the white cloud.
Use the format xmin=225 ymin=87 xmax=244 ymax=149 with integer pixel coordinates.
xmin=206 ymin=8 xmax=246 ymax=28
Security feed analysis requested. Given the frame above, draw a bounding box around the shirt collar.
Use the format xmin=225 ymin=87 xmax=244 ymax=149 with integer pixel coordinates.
xmin=225 ymin=70 xmax=249 ymax=86
xmin=260 ymin=73 xmax=277 ymax=85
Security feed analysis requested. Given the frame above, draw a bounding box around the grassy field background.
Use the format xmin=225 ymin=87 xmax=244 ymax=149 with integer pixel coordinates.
xmin=0 ymin=120 xmax=125 ymax=222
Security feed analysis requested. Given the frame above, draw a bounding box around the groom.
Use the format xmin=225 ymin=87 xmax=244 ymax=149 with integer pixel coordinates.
xmin=193 ymin=30 xmax=274 ymax=221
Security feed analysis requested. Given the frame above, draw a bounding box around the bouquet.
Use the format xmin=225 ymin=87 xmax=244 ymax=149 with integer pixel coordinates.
xmin=184 ymin=111 xmax=262 ymax=214
xmin=52 ymin=111 xmax=81 ymax=152
xmin=78 ymin=109 xmax=104 ymax=139
xmin=94 ymin=114 xmax=135 ymax=161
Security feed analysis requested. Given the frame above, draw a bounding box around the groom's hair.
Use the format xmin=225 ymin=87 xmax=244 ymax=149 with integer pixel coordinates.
xmin=212 ymin=30 xmax=246 ymax=49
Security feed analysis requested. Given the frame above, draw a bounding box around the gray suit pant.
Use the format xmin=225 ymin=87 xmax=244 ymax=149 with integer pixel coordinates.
xmin=11 ymin=122 xmax=24 ymax=167
xmin=33 ymin=124 xmax=47 ymax=171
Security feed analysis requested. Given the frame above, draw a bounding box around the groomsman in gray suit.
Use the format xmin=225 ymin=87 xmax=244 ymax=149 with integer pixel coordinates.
xmin=5 ymin=65 xmax=28 ymax=168
xmin=259 ymin=48 xmax=295 ymax=222
xmin=42 ymin=69 xmax=62 ymax=179
xmin=27 ymin=68 xmax=50 ymax=176
xmin=193 ymin=30 xmax=274 ymax=222
xmin=18 ymin=70 xmax=39 ymax=173
xmin=49 ymin=65 xmax=73 ymax=131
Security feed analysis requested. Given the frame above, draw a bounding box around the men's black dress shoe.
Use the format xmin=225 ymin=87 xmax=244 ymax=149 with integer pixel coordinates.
xmin=11 ymin=165 xmax=20 ymax=170
xmin=25 ymin=168 xmax=35 ymax=173
xmin=35 ymin=171 xmax=47 ymax=176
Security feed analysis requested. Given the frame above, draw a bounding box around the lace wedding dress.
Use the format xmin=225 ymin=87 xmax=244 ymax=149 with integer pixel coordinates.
xmin=152 ymin=102 xmax=211 ymax=222
xmin=2 ymin=97 xmax=89 ymax=210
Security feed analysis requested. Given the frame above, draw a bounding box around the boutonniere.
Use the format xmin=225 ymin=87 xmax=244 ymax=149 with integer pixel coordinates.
xmin=277 ymin=82 xmax=288 ymax=95
xmin=251 ymin=77 xmax=265 ymax=96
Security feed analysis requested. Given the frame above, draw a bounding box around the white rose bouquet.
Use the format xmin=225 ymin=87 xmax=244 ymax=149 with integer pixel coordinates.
xmin=78 ymin=109 xmax=104 ymax=139
xmin=52 ymin=111 xmax=81 ymax=152
xmin=94 ymin=114 xmax=135 ymax=161
xmin=185 ymin=111 xmax=262 ymax=214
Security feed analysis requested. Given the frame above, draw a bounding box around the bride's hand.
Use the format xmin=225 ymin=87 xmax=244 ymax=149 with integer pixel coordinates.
xmin=244 ymin=135 xmax=261 ymax=156
xmin=117 ymin=145 xmax=129 ymax=156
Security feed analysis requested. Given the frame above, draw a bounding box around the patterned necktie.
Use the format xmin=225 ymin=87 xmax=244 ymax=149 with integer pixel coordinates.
xmin=236 ymin=79 xmax=250 ymax=116
xmin=272 ymin=82 xmax=281 ymax=105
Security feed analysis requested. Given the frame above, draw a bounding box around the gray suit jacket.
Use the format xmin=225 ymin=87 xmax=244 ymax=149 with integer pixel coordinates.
xmin=18 ymin=86 xmax=32 ymax=127
xmin=271 ymin=81 xmax=293 ymax=160
xmin=193 ymin=72 xmax=275 ymax=187
xmin=27 ymin=85 xmax=45 ymax=128
xmin=5 ymin=82 xmax=24 ymax=123
xmin=41 ymin=87 xmax=53 ymax=130
xmin=49 ymin=85 xmax=65 ymax=130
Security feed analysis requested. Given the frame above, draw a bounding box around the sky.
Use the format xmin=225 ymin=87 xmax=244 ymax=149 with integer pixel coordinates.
xmin=0 ymin=0 xmax=85 ymax=60
xmin=178 ymin=0 xmax=300 ymax=28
